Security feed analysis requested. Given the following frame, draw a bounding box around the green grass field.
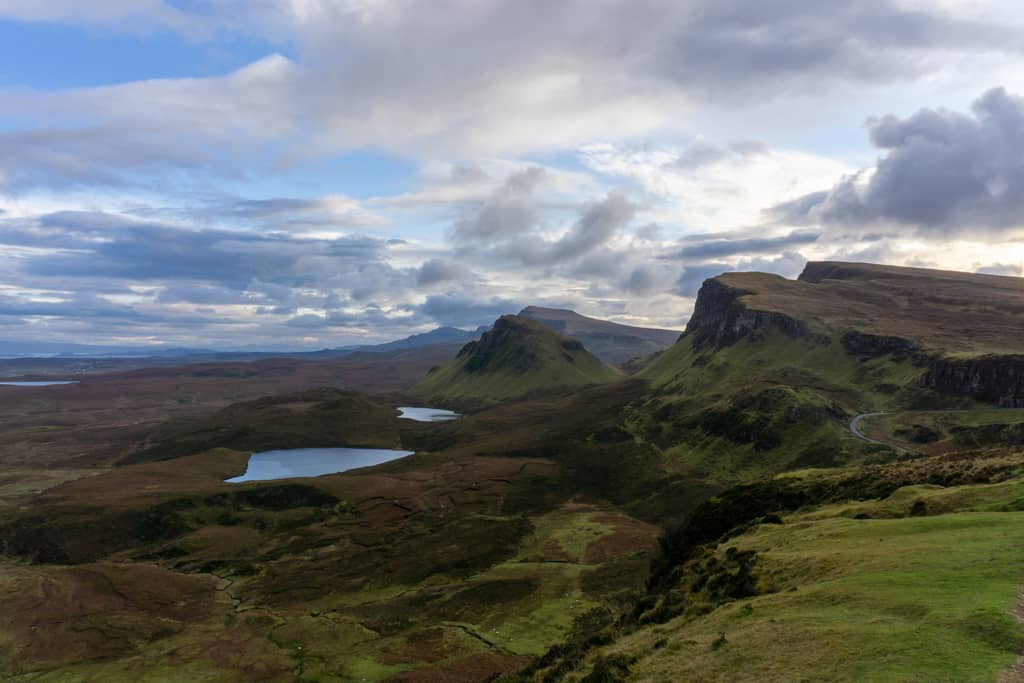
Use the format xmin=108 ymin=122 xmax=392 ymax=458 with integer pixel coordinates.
xmin=556 ymin=471 xmax=1024 ymax=682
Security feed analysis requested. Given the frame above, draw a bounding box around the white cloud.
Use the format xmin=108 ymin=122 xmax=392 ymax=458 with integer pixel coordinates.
xmin=579 ymin=141 xmax=853 ymax=234
xmin=4 ymin=0 xmax=1024 ymax=175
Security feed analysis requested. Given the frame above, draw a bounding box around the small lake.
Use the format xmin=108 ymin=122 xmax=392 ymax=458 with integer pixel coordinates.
xmin=226 ymin=447 xmax=415 ymax=483
xmin=397 ymin=406 xmax=460 ymax=422
xmin=0 ymin=380 xmax=79 ymax=387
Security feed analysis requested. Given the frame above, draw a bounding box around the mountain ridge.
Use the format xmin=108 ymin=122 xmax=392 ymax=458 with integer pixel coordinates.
xmin=689 ymin=260 xmax=1024 ymax=356
xmin=519 ymin=305 xmax=680 ymax=365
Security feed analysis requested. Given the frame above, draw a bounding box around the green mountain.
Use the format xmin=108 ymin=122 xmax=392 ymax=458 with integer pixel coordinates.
xmin=518 ymin=306 xmax=680 ymax=365
xmin=518 ymin=261 xmax=1024 ymax=681
xmin=412 ymin=314 xmax=621 ymax=405
xmin=629 ymin=261 xmax=1024 ymax=482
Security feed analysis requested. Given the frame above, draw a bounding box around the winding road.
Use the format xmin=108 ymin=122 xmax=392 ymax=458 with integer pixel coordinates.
xmin=847 ymin=407 xmax=1020 ymax=453
xmin=848 ymin=411 xmax=912 ymax=452
xmin=848 ymin=412 xmax=890 ymax=445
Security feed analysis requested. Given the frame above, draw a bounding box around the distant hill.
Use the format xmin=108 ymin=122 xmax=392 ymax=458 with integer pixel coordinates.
xmin=356 ymin=325 xmax=486 ymax=354
xmin=412 ymin=314 xmax=621 ymax=405
xmin=0 ymin=340 xmax=221 ymax=359
xmin=0 ymin=326 xmax=483 ymax=369
xmin=518 ymin=306 xmax=680 ymax=365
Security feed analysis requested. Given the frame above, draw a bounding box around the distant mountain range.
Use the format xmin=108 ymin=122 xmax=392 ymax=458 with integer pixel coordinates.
xmin=0 ymin=341 xmax=223 ymax=359
xmin=0 ymin=310 xmax=677 ymax=366
xmin=0 ymin=326 xmax=489 ymax=361
xmin=349 ymin=325 xmax=489 ymax=354
xmin=518 ymin=306 xmax=681 ymax=365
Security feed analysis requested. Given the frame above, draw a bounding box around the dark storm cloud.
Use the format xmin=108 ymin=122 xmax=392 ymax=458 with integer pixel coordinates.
xmin=677 ymin=230 xmax=819 ymax=259
xmin=568 ymin=248 xmax=628 ymax=280
xmin=652 ymin=1 xmax=1022 ymax=97
xmin=625 ymin=265 xmax=657 ymax=295
xmin=283 ymin=304 xmax=413 ymax=331
xmin=492 ymin=192 xmax=636 ymax=267
xmin=453 ymin=167 xmax=545 ymax=242
xmin=765 ymin=192 xmax=830 ymax=223
xmin=154 ymin=284 xmax=262 ymax=306
xmin=184 ymin=195 xmax=383 ymax=229
xmin=416 ymin=258 xmax=471 ymax=286
xmin=549 ymin=192 xmax=635 ymax=262
xmin=20 ymin=211 xmax=392 ymax=290
xmin=0 ymin=210 xmax=437 ymax=339
xmin=415 ymin=294 xmax=520 ymax=328
xmin=0 ymin=291 xmax=231 ymax=325
xmin=451 ymin=164 xmax=636 ymax=269
xmin=772 ymin=88 xmax=1024 ymax=234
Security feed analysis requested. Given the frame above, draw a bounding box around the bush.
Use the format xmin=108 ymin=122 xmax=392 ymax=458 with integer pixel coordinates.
xmin=581 ymin=654 xmax=635 ymax=683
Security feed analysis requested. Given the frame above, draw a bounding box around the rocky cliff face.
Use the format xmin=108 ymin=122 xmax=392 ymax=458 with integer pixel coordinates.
xmin=840 ymin=331 xmax=925 ymax=362
xmin=686 ymin=278 xmax=809 ymax=348
xmin=919 ymin=356 xmax=1024 ymax=407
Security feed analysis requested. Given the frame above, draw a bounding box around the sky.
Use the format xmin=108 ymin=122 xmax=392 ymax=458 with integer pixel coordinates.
xmin=2 ymin=0 xmax=1024 ymax=350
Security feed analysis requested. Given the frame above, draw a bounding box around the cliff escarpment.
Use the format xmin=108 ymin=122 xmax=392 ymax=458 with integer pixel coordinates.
xmin=920 ymin=356 xmax=1024 ymax=408
xmin=840 ymin=330 xmax=924 ymax=362
xmin=685 ymin=277 xmax=810 ymax=348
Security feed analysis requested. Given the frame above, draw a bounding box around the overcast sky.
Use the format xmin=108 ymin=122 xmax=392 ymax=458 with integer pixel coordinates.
xmin=2 ymin=0 xmax=1024 ymax=349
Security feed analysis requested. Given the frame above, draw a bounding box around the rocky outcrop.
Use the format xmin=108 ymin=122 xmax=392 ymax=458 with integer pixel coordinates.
xmin=840 ymin=330 xmax=925 ymax=362
xmin=457 ymin=316 xmax=545 ymax=374
xmin=919 ymin=355 xmax=1024 ymax=407
xmin=685 ymin=278 xmax=809 ymax=348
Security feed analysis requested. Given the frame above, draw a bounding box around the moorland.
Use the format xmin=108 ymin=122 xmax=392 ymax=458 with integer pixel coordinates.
xmin=2 ymin=261 xmax=1024 ymax=682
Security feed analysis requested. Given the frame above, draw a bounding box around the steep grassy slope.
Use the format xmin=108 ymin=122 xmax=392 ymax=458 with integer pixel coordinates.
xmin=519 ymin=307 xmax=680 ymax=366
xmin=631 ymin=262 xmax=1024 ymax=483
xmin=413 ymin=315 xmax=621 ymax=406
xmin=634 ymin=327 xmax=906 ymax=483
xmin=514 ymin=449 xmax=1024 ymax=682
